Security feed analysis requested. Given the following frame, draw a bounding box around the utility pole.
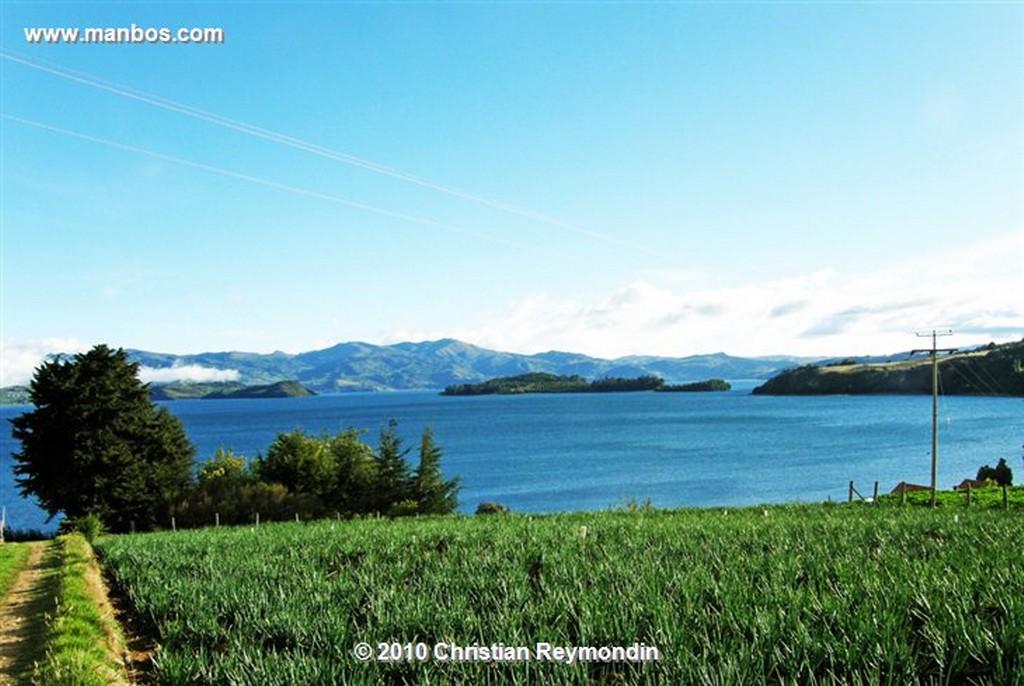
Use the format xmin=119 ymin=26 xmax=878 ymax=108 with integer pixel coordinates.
xmin=911 ymin=330 xmax=955 ymax=508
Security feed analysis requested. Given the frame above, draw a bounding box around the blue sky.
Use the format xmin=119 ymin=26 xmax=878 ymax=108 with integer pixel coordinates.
xmin=1 ymin=2 xmax=1021 ymax=384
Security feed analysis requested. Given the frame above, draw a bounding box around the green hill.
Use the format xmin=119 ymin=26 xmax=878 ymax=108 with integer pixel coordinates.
xmin=149 ymin=380 xmax=315 ymax=401
xmin=753 ymin=340 xmax=1024 ymax=396
xmin=212 ymin=380 xmax=316 ymax=399
xmin=0 ymin=385 xmax=31 ymax=405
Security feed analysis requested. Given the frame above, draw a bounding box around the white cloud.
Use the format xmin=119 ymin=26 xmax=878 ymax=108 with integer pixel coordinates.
xmin=450 ymin=232 xmax=1024 ymax=359
xmin=1 ymin=337 xmax=92 ymax=386
xmin=0 ymin=340 xmax=240 ymax=386
xmin=138 ymin=364 xmax=240 ymax=384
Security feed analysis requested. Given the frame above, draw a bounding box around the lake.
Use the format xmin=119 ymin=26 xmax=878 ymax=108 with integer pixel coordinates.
xmin=2 ymin=385 xmax=1021 ymax=532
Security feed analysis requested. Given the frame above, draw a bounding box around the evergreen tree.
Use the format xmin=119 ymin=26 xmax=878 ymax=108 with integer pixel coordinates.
xmin=11 ymin=345 xmax=194 ymax=532
xmin=326 ymin=429 xmax=378 ymax=514
xmin=374 ymin=419 xmax=413 ymax=513
xmin=413 ymin=426 xmax=460 ymax=514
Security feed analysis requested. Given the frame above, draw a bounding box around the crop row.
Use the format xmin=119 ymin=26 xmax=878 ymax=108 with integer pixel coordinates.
xmin=95 ymin=505 xmax=1024 ymax=685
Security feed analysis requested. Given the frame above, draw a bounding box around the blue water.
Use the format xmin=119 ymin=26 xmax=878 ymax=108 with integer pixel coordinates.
xmin=2 ymin=386 xmax=1021 ymax=532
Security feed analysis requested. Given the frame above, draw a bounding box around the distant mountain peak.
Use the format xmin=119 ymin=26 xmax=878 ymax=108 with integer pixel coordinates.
xmin=120 ymin=339 xmax=822 ymax=394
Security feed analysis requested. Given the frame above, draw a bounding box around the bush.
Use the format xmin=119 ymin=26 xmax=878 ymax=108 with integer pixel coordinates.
xmin=475 ymin=502 xmax=509 ymax=515
xmin=388 ymin=499 xmax=420 ymax=518
xmin=58 ymin=513 xmax=105 ymax=543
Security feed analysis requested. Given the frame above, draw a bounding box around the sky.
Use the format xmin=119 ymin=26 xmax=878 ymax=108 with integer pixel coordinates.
xmin=1 ymin=2 xmax=1021 ymax=385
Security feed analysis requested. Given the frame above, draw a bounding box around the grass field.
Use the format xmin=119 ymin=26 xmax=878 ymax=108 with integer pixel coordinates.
xmin=95 ymin=505 xmax=1024 ymax=685
xmin=0 ymin=542 xmax=31 ymax=598
xmin=877 ymin=485 xmax=1024 ymax=509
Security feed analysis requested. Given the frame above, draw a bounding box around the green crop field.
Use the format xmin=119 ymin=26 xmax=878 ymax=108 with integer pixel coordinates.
xmin=95 ymin=505 xmax=1024 ymax=685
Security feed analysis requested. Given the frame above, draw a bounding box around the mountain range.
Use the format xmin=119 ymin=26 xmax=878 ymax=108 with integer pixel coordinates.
xmin=127 ymin=339 xmax=817 ymax=394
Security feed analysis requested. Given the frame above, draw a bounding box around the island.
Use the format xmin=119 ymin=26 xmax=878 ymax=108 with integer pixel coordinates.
xmin=441 ymin=373 xmax=731 ymax=396
xmin=149 ymin=380 xmax=316 ymax=401
xmin=0 ymin=385 xmax=31 ymax=405
xmin=660 ymin=379 xmax=732 ymax=392
xmin=752 ymin=340 xmax=1024 ymax=396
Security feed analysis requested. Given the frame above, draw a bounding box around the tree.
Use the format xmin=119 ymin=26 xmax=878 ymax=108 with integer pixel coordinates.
xmin=375 ymin=419 xmax=413 ymax=514
xmin=325 ymin=429 xmax=378 ymax=514
xmin=197 ymin=447 xmax=250 ymax=488
xmin=11 ymin=345 xmax=194 ymax=532
xmin=977 ymin=458 xmax=1013 ymax=486
xmin=256 ymin=430 xmax=337 ymax=506
xmin=413 ymin=426 xmax=460 ymax=515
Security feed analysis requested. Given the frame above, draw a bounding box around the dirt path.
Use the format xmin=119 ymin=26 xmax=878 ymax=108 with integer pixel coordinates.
xmin=0 ymin=541 xmax=58 ymax=685
xmin=103 ymin=573 xmax=155 ymax=685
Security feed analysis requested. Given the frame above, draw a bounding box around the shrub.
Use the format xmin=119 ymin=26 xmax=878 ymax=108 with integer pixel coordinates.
xmin=58 ymin=513 xmax=105 ymax=543
xmin=475 ymin=502 xmax=509 ymax=515
xmin=388 ymin=499 xmax=420 ymax=518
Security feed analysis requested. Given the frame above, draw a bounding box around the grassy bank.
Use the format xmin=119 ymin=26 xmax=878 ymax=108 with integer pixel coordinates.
xmin=0 ymin=542 xmax=31 ymax=598
xmin=96 ymin=504 xmax=1023 ymax=685
xmin=33 ymin=533 xmax=128 ymax=686
xmin=877 ymin=485 xmax=1024 ymax=509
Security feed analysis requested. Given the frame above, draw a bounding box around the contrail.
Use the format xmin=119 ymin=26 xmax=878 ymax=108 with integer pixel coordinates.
xmin=3 ymin=112 xmax=623 ymax=267
xmin=1 ymin=49 xmax=665 ymax=260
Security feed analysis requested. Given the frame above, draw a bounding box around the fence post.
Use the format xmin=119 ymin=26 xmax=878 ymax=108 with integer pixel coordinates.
xmin=215 ymin=512 xmax=220 ymax=527
xmin=171 ymin=516 xmax=176 ymax=532
xmin=901 ymin=488 xmax=906 ymax=506
xmin=1003 ymin=485 xmax=1009 ymax=510
xmin=848 ymin=480 xmax=854 ymax=504
xmin=255 ymin=512 xmax=260 ymax=527
xmin=966 ymin=484 xmax=972 ymax=508
xmin=873 ymin=481 xmax=879 ymax=505
xmin=295 ymin=512 xmax=300 ymax=523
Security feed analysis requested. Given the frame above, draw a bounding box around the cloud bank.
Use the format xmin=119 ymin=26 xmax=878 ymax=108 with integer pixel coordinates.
xmin=5 ymin=235 xmax=1020 ymax=377
xmin=1 ymin=338 xmax=92 ymax=387
xmin=1 ymin=340 xmax=240 ymax=387
xmin=137 ymin=364 xmax=240 ymax=384
xmin=446 ymin=232 xmax=1023 ymax=359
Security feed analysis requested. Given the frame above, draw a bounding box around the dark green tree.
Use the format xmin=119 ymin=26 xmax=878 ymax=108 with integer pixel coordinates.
xmin=326 ymin=429 xmax=378 ymax=513
xmin=977 ymin=458 xmax=1013 ymax=486
xmin=256 ymin=430 xmax=337 ymax=504
xmin=375 ymin=419 xmax=413 ymax=514
xmin=11 ymin=345 xmax=194 ymax=532
xmin=412 ymin=426 xmax=460 ymax=515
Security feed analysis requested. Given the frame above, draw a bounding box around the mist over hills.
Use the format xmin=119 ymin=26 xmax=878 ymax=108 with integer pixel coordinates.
xmin=127 ymin=339 xmax=816 ymax=394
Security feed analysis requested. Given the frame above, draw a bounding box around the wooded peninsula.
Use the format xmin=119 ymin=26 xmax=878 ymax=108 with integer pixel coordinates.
xmin=752 ymin=340 xmax=1024 ymax=396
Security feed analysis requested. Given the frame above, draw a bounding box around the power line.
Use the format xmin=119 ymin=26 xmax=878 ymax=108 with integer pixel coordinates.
xmin=2 ymin=112 xmax=558 ymax=258
xmin=910 ymin=329 xmax=956 ymax=508
xmin=1 ymin=49 xmax=666 ymax=260
xmin=945 ymin=358 xmax=1007 ymax=397
xmin=971 ymin=353 xmax=1011 ymax=395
